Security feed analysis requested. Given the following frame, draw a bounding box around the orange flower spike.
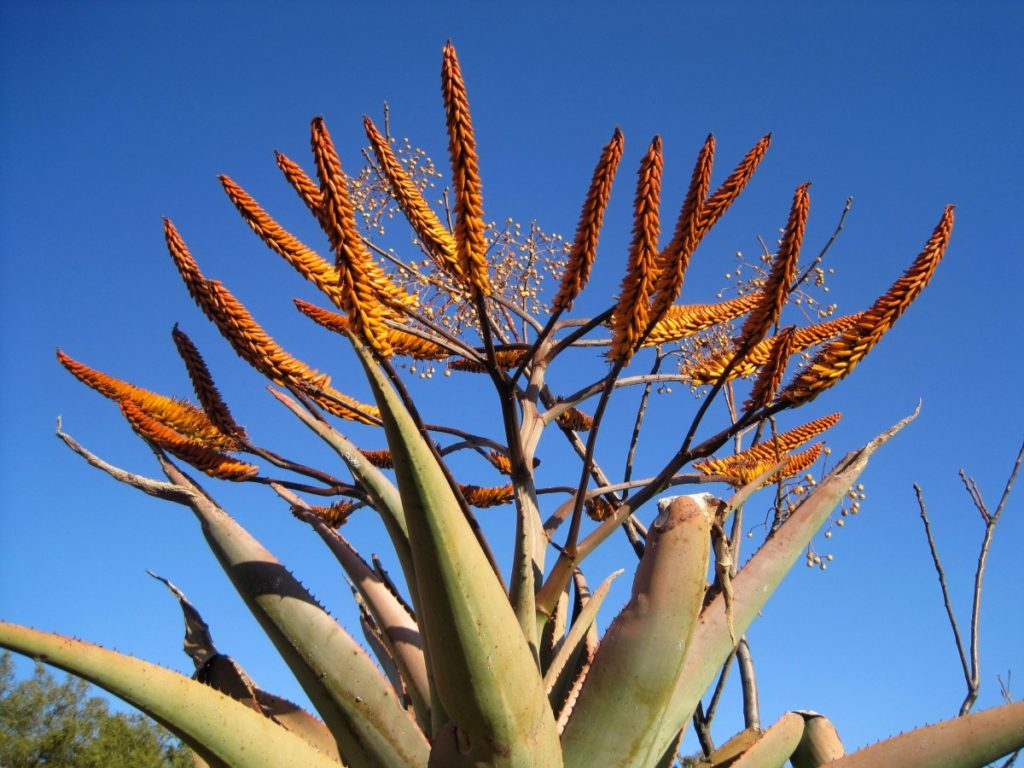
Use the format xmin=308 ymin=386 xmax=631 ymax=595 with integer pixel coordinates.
xmin=743 ymin=325 xmax=796 ymax=413
xmin=700 ymin=133 xmax=772 ymax=234
xmin=303 ymin=500 xmax=357 ymax=529
xmin=170 ymin=326 xmax=246 ymax=441
xmin=219 ymin=175 xmax=341 ymax=305
xmin=363 ymin=115 xmax=461 ymax=279
xmin=644 ymin=293 xmax=763 ymax=347
xmin=441 ymin=42 xmax=491 ymax=296
xmin=737 ymin=182 xmax=811 ymax=347
xmin=449 ymin=348 xmax=527 ymax=373
xmin=274 ymin=150 xmax=325 ymax=220
xmin=681 ymin=312 xmax=864 ymax=384
xmin=608 ymin=135 xmax=664 ymax=364
xmin=359 ymin=449 xmax=395 ymax=469
xmin=459 ymin=483 xmax=515 ymax=508
xmin=57 ymin=349 xmax=238 ymax=451
xmin=119 ymin=400 xmax=259 ymax=482
xmin=552 ymin=127 xmax=625 ymax=312
xmin=650 ymin=133 xmax=716 ymax=325
xmin=164 ymin=218 xmax=215 ymax=310
xmin=781 ymin=206 xmax=955 ymax=405
xmin=295 ymin=298 xmax=352 ymax=336
xmin=555 ymin=407 xmax=595 ymax=433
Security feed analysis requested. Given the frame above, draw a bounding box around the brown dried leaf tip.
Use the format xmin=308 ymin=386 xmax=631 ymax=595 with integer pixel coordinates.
xmin=553 ymin=128 xmax=625 ymax=312
xmin=781 ymin=205 xmax=955 ymax=404
xmin=119 ymin=400 xmax=259 ymax=482
xmin=442 ymin=41 xmax=491 ymax=296
xmin=609 ymin=136 xmax=664 ymax=363
xmin=171 ymin=326 xmax=246 ymax=441
xmin=737 ymin=182 xmax=810 ymax=348
xmin=57 ymin=349 xmax=240 ymax=451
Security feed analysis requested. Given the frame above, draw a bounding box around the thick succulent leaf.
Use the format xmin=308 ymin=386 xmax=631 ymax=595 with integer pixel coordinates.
xmin=728 ymin=712 xmax=805 ymax=768
xmin=824 ymin=701 xmax=1024 ymax=768
xmin=653 ymin=409 xmax=917 ymax=753
xmin=149 ymin=570 xmax=341 ymax=761
xmin=270 ymin=388 xmax=416 ymax=588
xmin=790 ymin=711 xmax=845 ymax=767
xmin=0 ymin=622 xmax=344 ymax=768
xmin=543 ymin=569 xmax=621 ymax=704
xmin=354 ymin=341 xmax=563 ymax=767
xmin=560 ymin=494 xmax=713 ymax=768
xmin=158 ymin=459 xmax=428 ymax=768
xmin=286 ymin=490 xmax=430 ymax=728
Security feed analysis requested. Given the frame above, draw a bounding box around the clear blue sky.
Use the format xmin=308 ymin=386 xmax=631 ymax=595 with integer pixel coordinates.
xmin=2 ymin=0 xmax=1022 ymax=756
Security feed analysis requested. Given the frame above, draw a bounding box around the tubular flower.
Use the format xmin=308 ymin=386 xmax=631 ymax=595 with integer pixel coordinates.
xmin=311 ymin=116 xmax=413 ymax=354
xmin=274 ymin=150 xmax=325 ymax=221
xmin=552 ymin=128 xmax=625 ymax=312
xmin=649 ymin=133 xmax=716 ymax=326
xmin=780 ymin=206 xmax=955 ymax=405
xmin=219 ymin=175 xmax=342 ymax=306
xmin=441 ymin=42 xmax=491 ymax=295
xmin=296 ymin=299 xmax=450 ymax=361
xmin=486 ymin=450 xmax=513 ymax=476
xmin=359 ymin=449 xmax=395 ymax=469
xmin=643 ymin=293 xmax=763 ymax=347
xmin=736 ymin=182 xmax=810 ymax=347
xmin=119 ymin=400 xmax=259 ymax=481
xmin=57 ymin=349 xmax=240 ymax=451
xmin=170 ymin=326 xmax=246 ymax=441
xmin=448 ymin=348 xmax=528 ymax=372
xmin=608 ymin=136 xmax=664 ymax=363
xmin=555 ymin=407 xmax=595 ymax=433
xmin=459 ymin=483 xmax=515 ymax=508
xmin=699 ymin=133 xmax=772 ymax=234
xmin=300 ymin=499 xmax=357 ymax=529
xmin=743 ymin=325 xmax=796 ymax=413
xmin=681 ymin=312 xmax=864 ymax=384
xmin=363 ymin=115 xmax=461 ymax=280
xmin=695 ymin=413 xmax=841 ymax=482
xmin=710 ymin=442 xmax=824 ymax=488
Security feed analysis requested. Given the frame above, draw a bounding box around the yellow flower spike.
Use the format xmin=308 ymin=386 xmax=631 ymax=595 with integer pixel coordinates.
xmin=609 ymin=135 xmax=664 ymax=364
xmin=643 ymin=293 xmax=764 ymax=347
xmin=695 ymin=413 xmax=840 ymax=482
xmin=780 ymin=205 xmax=955 ymax=405
xmin=219 ymin=174 xmax=343 ymax=306
xmin=170 ymin=326 xmax=247 ymax=442
xmin=57 ymin=349 xmax=239 ymax=451
xmin=441 ymin=41 xmax=491 ymax=296
xmin=363 ymin=115 xmax=461 ymax=281
xmin=274 ymin=150 xmax=325 ymax=221
xmin=119 ymin=400 xmax=259 ymax=482
xmin=736 ymin=182 xmax=810 ymax=347
xmin=459 ymin=483 xmax=515 ymax=508
xmin=682 ymin=312 xmax=864 ymax=384
xmin=743 ymin=325 xmax=797 ymax=413
xmin=700 ymin=133 xmax=772 ymax=234
xmin=649 ymin=133 xmax=715 ymax=326
xmin=552 ymin=128 xmax=625 ymax=312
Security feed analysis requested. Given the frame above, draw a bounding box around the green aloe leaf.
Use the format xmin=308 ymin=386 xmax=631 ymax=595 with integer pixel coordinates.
xmin=0 ymin=622 xmax=345 ymax=768
xmin=653 ymin=409 xmax=918 ymax=754
xmin=560 ymin=494 xmax=713 ymax=768
xmin=354 ymin=341 xmax=563 ymax=767
xmin=154 ymin=457 xmax=429 ymax=768
xmin=729 ymin=712 xmax=805 ymax=768
xmin=824 ymin=701 xmax=1024 ymax=768
xmin=790 ymin=711 xmax=845 ymax=767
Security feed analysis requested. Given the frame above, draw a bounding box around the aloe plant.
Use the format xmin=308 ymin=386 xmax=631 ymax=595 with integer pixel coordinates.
xmin=3 ymin=42 xmax=1021 ymax=767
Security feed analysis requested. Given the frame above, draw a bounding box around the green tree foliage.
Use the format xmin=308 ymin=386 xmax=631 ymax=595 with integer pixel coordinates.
xmin=0 ymin=652 xmax=192 ymax=768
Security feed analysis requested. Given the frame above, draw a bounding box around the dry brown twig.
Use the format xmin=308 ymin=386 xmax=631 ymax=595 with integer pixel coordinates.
xmin=914 ymin=438 xmax=1023 ymax=717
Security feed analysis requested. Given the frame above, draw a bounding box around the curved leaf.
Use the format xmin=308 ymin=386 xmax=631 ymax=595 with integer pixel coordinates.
xmin=730 ymin=712 xmax=805 ymax=768
xmin=0 ymin=622 xmax=344 ymax=768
